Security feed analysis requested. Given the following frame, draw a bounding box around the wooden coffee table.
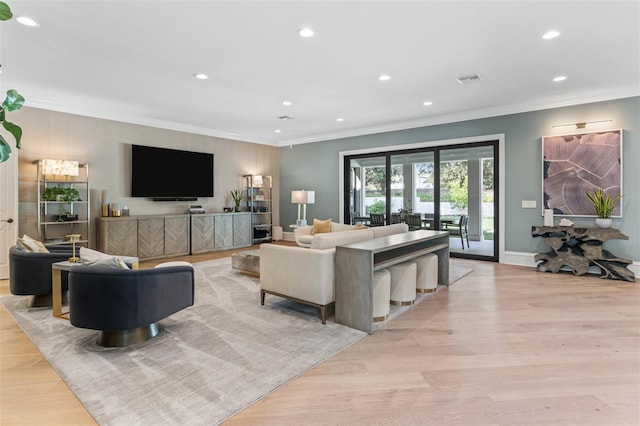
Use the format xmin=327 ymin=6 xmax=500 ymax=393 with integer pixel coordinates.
xmin=231 ymin=250 xmax=260 ymax=277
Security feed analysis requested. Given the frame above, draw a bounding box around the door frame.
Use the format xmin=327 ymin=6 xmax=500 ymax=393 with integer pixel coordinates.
xmin=0 ymin=150 xmax=19 ymax=279
xmin=339 ymin=133 xmax=505 ymax=263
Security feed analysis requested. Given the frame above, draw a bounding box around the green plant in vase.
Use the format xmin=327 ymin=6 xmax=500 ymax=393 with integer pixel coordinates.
xmin=230 ymin=189 xmax=245 ymax=212
xmin=586 ymin=187 xmax=621 ymax=228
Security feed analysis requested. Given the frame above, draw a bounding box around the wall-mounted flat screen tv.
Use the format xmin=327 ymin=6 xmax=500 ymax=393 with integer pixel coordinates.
xmin=131 ymin=144 xmax=214 ymax=200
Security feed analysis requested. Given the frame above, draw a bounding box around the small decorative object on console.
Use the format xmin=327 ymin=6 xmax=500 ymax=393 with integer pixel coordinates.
xmin=558 ymin=218 xmax=574 ymax=227
xmin=188 ymin=205 xmax=205 ymax=214
xmin=66 ymin=233 xmax=82 ymax=263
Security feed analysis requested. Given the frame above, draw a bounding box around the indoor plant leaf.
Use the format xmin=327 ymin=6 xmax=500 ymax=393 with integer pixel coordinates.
xmin=0 ymin=137 xmax=11 ymax=162
xmin=0 ymin=2 xmax=13 ymax=21
xmin=2 ymin=119 xmax=22 ymax=148
xmin=2 ymin=89 xmax=25 ymax=112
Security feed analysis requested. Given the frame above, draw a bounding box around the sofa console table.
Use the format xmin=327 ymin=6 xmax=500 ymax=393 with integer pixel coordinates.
xmin=531 ymin=226 xmax=635 ymax=282
xmin=335 ymin=230 xmax=450 ymax=334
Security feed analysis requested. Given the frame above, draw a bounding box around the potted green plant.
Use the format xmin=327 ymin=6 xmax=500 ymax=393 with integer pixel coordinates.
xmin=586 ymin=187 xmax=621 ymax=228
xmin=0 ymin=2 xmax=25 ymax=164
xmin=230 ymin=189 xmax=245 ymax=212
xmin=42 ymin=186 xmax=81 ymax=202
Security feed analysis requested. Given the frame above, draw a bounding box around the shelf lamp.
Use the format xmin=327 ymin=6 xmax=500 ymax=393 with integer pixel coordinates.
xmin=291 ymin=190 xmax=315 ymax=227
xmin=42 ymin=159 xmax=79 ymax=177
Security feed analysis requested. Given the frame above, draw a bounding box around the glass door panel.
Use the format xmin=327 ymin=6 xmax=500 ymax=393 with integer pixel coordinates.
xmin=390 ymin=152 xmax=435 ymax=228
xmin=348 ymin=156 xmax=387 ymax=226
xmin=439 ymin=145 xmax=496 ymax=260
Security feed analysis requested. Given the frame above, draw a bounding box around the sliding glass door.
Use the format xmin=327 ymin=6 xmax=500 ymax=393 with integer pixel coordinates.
xmin=344 ymin=141 xmax=498 ymax=261
xmin=347 ymin=155 xmax=387 ymax=226
xmin=439 ymin=145 xmax=496 ymax=259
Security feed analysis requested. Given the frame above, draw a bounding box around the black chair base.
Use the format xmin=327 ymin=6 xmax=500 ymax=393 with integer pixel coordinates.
xmin=29 ymin=291 xmax=68 ymax=308
xmin=96 ymin=323 xmax=160 ymax=347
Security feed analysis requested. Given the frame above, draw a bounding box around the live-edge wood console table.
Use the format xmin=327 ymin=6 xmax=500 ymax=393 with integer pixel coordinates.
xmin=531 ymin=226 xmax=635 ymax=282
xmin=335 ymin=230 xmax=450 ymax=334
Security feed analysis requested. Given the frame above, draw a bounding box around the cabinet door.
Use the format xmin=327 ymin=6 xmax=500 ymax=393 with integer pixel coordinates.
xmin=214 ymin=215 xmax=233 ymax=248
xmin=138 ymin=218 xmax=165 ymax=259
xmin=97 ymin=219 xmax=138 ymax=257
xmin=165 ymin=216 xmax=189 ymax=256
xmin=191 ymin=215 xmax=214 ymax=254
xmin=233 ymin=214 xmax=252 ymax=247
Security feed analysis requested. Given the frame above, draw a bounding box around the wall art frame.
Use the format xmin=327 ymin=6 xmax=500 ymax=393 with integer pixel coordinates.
xmin=542 ymin=129 xmax=622 ymax=217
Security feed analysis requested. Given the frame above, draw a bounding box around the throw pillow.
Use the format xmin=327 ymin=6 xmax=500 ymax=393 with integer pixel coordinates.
xmin=17 ymin=234 xmax=49 ymax=253
xmin=311 ymin=218 xmax=332 ymax=235
xmin=79 ymin=247 xmax=108 ymax=264
xmin=79 ymin=247 xmax=129 ymax=269
xmin=91 ymin=256 xmax=130 ymax=269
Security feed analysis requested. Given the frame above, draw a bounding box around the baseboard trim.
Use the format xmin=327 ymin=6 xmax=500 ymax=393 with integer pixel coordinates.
xmin=503 ymin=251 xmax=639 ymax=281
xmin=283 ymin=231 xmax=295 ymax=242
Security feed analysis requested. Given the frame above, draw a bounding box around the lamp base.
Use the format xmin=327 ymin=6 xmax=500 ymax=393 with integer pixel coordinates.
xmin=296 ymin=219 xmax=307 ymax=227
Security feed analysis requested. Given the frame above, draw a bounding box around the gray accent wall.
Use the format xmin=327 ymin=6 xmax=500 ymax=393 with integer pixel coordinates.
xmin=279 ymin=96 xmax=639 ymax=262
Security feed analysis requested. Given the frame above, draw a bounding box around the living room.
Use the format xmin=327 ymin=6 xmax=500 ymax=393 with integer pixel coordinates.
xmin=1 ymin=1 xmax=639 ymax=425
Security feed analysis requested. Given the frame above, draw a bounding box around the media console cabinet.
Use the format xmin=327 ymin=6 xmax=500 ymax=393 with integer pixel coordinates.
xmin=335 ymin=230 xmax=450 ymax=334
xmin=96 ymin=212 xmax=252 ymax=261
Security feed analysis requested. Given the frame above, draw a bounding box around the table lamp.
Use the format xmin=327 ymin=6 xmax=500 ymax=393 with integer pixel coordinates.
xmin=66 ymin=234 xmax=81 ymax=263
xmin=291 ymin=190 xmax=315 ymax=226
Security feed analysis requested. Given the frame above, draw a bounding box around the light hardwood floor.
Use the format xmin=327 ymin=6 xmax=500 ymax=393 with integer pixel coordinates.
xmin=1 ymin=246 xmax=639 ymax=425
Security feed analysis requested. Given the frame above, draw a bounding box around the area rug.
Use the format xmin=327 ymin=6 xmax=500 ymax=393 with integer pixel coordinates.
xmin=1 ymin=258 xmax=473 ymax=425
xmin=1 ymin=258 xmax=367 ymax=425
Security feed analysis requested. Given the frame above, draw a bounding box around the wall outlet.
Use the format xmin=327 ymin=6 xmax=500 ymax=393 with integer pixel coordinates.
xmin=522 ymin=200 xmax=537 ymax=208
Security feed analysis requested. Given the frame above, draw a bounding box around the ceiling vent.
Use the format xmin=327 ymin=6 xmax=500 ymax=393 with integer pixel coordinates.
xmin=277 ymin=115 xmax=293 ymax=120
xmin=456 ymin=74 xmax=481 ymax=84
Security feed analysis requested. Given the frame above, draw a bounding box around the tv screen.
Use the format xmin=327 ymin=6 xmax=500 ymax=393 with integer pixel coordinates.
xmin=131 ymin=145 xmax=214 ymax=200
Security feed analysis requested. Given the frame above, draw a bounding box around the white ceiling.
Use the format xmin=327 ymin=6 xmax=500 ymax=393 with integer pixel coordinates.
xmin=2 ymin=1 xmax=639 ymax=147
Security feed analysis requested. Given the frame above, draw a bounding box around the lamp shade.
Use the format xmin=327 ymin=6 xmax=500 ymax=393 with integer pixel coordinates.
xmin=253 ymin=175 xmax=263 ymax=187
xmin=42 ymin=159 xmax=79 ymax=176
xmin=291 ymin=190 xmax=315 ymax=204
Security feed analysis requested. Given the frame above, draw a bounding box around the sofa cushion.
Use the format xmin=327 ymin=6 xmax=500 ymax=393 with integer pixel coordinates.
xmin=298 ymin=234 xmax=314 ymax=245
xmin=310 ymin=228 xmax=373 ymax=250
xmin=312 ymin=218 xmax=332 ymax=235
xmin=17 ymin=235 xmax=49 ymax=253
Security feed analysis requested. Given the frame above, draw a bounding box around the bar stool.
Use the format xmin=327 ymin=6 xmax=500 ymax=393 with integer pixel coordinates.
xmin=372 ymin=269 xmax=391 ymax=322
xmin=415 ymin=253 xmax=438 ymax=293
xmin=389 ymin=261 xmax=417 ymax=306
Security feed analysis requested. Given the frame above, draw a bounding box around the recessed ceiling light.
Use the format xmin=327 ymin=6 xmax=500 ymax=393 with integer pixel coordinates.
xmin=282 ymin=100 xmax=292 ymax=106
xmin=193 ymin=73 xmax=208 ymax=80
xmin=423 ymin=101 xmax=433 ymax=106
xmin=275 ymin=129 xmax=282 ymax=133
xmin=553 ymin=75 xmax=567 ymax=82
xmin=298 ymin=27 xmax=314 ymax=38
xmin=378 ymin=74 xmax=391 ymax=81
xmin=16 ymin=16 xmax=39 ymax=27
xmin=336 ymin=118 xmax=344 ymax=122
xmin=278 ymin=115 xmax=293 ymax=120
xmin=542 ymin=30 xmax=560 ymax=40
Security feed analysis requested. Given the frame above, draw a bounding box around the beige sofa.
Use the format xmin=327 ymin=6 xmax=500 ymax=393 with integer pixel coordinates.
xmin=293 ymin=221 xmax=356 ymax=247
xmin=260 ymin=223 xmax=409 ymax=323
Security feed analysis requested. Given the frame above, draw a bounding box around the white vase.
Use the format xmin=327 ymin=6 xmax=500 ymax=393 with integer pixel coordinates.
xmin=595 ymin=218 xmax=612 ymax=228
